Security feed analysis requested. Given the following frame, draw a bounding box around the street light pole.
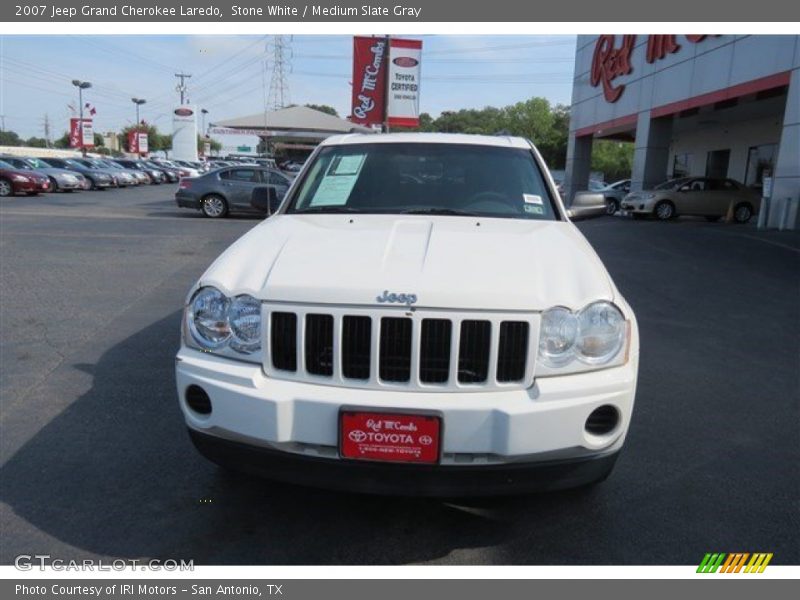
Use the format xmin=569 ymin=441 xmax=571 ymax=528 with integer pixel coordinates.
xmin=71 ymin=79 xmax=92 ymax=156
xmin=131 ymin=97 xmax=146 ymax=155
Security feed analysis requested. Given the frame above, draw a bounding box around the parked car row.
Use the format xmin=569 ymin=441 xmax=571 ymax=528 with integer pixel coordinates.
xmin=0 ymin=154 xmax=210 ymax=196
xmin=572 ymin=177 xmax=759 ymax=223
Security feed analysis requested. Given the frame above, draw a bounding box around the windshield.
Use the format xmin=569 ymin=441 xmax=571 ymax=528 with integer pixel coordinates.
xmin=655 ymin=177 xmax=690 ymax=190
xmin=0 ymin=159 xmax=14 ymax=169
xmin=288 ymin=143 xmax=558 ymax=220
xmin=6 ymin=159 xmax=33 ymax=170
xmin=588 ymin=180 xmax=607 ymax=191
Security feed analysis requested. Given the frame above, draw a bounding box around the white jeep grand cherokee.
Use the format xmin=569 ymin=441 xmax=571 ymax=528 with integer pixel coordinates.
xmin=176 ymin=133 xmax=639 ymax=496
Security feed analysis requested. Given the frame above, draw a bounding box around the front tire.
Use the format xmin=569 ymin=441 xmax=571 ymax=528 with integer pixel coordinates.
xmin=605 ymin=198 xmax=619 ymax=215
xmin=654 ymin=200 xmax=676 ymax=220
xmin=201 ymin=194 xmax=228 ymax=219
xmin=733 ymin=203 xmax=754 ymax=224
xmin=0 ymin=178 xmax=13 ymax=197
xmin=49 ymin=177 xmax=60 ymax=192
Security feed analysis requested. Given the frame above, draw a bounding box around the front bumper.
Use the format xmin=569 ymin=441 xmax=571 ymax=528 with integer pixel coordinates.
xmin=620 ymin=198 xmax=655 ymax=214
xmin=189 ymin=427 xmax=620 ymax=496
xmin=55 ymin=177 xmax=82 ymax=190
xmin=176 ymin=346 xmax=638 ymax=493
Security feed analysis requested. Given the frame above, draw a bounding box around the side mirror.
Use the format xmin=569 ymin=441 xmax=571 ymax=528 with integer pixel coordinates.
xmin=251 ymin=186 xmax=283 ymax=215
xmin=568 ymin=192 xmax=607 ymax=221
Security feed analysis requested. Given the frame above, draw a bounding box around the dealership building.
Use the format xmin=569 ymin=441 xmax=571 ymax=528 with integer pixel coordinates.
xmin=564 ymin=35 xmax=800 ymax=229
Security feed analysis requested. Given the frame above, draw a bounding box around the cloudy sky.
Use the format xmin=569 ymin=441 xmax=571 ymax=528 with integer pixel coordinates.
xmin=0 ymin=34 xmax=576 ymax=142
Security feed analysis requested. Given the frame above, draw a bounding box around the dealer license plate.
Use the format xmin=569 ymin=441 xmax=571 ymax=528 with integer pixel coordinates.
xmin=339 ymin=410 xmax=441 ymax=464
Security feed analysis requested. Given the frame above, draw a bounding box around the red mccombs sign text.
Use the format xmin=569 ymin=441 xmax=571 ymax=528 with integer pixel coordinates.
xmin=591 ymin=35 xmax=712 ymax=102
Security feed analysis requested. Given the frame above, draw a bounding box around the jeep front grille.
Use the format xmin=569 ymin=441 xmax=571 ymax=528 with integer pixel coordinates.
xmin=263 ymin=304 xmax=538 ymax=392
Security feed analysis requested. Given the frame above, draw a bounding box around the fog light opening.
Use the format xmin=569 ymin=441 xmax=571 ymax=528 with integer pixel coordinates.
xmin=185 ymin=385 xmax=212 ymax=415
xmin=585 ymin=405 xmax=619 ymax=436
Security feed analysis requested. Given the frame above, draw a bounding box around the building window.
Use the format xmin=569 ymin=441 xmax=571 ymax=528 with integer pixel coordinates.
xmin=745 ymin=144 xmax=778 ymax=190
xmin=672 ymin=153 xmax=691 ymax=178
xmin=705 ymin=149 xmax=731 ymax=179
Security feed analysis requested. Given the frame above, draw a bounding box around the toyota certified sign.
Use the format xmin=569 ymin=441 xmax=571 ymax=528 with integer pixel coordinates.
xmin=386 ymin=38 xmax=422 ymax=128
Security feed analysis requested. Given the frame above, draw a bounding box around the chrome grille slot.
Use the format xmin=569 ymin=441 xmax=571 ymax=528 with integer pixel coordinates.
xmin=458 ymin=320 xmax=492 ymax=383
xmin=341 ymin=316 xmax=371 ymax=380
xmin=271 ymin=312 xmax=297 ymax=371
xmin=379 ymin=317 xmax=413 ymax=382
xmin=305 ymin=314 xmax=334 ymax=376
xmin=420 ymin=319 xmax=452 ymax=383
xmin=497 ymin=321 xmax=529 ymax=382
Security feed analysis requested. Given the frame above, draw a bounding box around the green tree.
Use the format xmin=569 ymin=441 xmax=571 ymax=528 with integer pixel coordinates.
xmin=25 ymin=137 xmax=49 ymax=148
xmin=591 ymin=140 xmax=634 ymax=182
xmin=118 ymin=124 xmax=171 ymax=153
xmin=0 ymin=130 xmax=22 ymax=146
xmin=197 ymin=135 xmax=222 ymax=154
xmin=304 ymin=104 xmax=339 ymax=117
xmin=93 ymin=133 xmax=104 ymax=147
xmin=53 ymin=132 xmax=71 ymax=149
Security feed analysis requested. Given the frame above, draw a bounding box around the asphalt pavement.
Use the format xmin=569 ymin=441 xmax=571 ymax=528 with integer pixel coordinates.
xmin=1 ymin=184 xmax=798 ymax=565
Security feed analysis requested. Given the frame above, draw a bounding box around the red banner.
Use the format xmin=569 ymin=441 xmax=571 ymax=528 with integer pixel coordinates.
xmin=69 ymin=118 xmax=94 ymax=148
xmin=351 ymin=36 xmax=388 ymax=126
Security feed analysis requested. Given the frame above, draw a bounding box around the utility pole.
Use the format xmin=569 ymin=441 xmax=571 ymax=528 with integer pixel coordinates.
xmin=43 ymin=113 xmax=51 ymax=147
xmin=267 ymin=36 xmax=291 ymax=110
xmin=174 ymin=72 xmax=192 ymax=105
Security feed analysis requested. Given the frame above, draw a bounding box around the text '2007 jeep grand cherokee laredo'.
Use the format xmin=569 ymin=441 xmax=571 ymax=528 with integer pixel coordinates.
xmin=176 ymin=133 xmax=639 ymax=496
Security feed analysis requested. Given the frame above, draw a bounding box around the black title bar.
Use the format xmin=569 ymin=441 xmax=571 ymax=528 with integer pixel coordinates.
xmin=3 ymin=1 xmax=799 ymax=22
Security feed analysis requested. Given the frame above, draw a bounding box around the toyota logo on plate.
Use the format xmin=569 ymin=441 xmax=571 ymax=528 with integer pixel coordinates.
xmin=348 ymin=430 xmax=367 ymax=443
xmin=393 ymin=57 xmax=418 ymax=68
xmin=419 ymin=435 xmax=433 ymax=446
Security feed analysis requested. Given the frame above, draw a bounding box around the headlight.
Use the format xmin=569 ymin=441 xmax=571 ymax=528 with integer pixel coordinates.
xmin=575 ymin=301 xmax=626 ymax=364
xmin=12 ymin=175 xmax=30 ymax=183
xmin=187 ymin=287 xmax=231 ymax=349
xmin=538 ymin=306 xmax=578 ymax=367
xmin=185 ymin=287 xmax=262 ymax=360
xmin=537 ymin=302 xmax=627 ymax=374
xmin=641 ymin=193 xmax=655 ymax=200
xmin=228 ymin=295 xmax=261 ymax=354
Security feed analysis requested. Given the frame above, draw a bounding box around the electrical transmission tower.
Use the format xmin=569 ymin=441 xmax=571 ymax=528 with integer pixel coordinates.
xmin=266 ymin=36 xmax=292 ymax=110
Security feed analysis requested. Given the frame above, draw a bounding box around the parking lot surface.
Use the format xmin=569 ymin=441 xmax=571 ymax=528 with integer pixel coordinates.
xmin=1 ymin=185 xmax=798 ymax=565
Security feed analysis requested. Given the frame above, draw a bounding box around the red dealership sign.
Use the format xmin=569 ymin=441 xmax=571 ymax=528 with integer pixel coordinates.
xmin=69 ymin=118 xmax=94 ymax=148
xmin=590 ymin=35 xmax=636 ymax=103
xmin=591 ymin=35 xmax=713 ymax=103
xmin=351 ymin=36 xmax=388 ymax=126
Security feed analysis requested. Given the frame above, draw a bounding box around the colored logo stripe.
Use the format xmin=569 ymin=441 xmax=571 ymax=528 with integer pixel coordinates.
xmin=697 ymin=553 xmax=726 ymax=573
xmin=697 ymin=552 xmax=773 ymax=573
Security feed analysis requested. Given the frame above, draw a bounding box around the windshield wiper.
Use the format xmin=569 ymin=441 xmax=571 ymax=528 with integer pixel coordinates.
xmin=294 ymin=206 xmax=364 ymax=214
xmin=401 ymin=208 xmax=481 ymax=217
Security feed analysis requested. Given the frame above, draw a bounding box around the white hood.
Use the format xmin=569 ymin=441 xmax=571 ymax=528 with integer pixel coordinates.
xmin=196 ymin=215 xmax=615 ymax=311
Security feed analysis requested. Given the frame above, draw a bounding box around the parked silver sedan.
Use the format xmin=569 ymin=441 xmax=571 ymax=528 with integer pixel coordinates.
xmin=621 ymin=177 xmax=760 ymax=223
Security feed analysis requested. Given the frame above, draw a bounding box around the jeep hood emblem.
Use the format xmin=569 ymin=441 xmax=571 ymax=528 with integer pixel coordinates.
xmin=376 ymin=290 xmax=418 ymax=306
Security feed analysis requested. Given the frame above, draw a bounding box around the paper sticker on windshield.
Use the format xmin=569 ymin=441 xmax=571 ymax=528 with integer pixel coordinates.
xmin=524 ymin=204 xmax=544 ymax=215
xmin=331 ymin=154 xmax=366 ymax=176
xmin=523 ymin=194 xmax=543 ymax=205
xmin=310 ymin=154 xmax=366 ymax=207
